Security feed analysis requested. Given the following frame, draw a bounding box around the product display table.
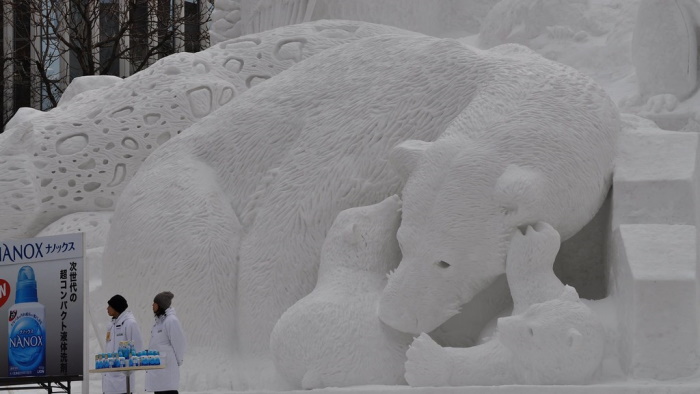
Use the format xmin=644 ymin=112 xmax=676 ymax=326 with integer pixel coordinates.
xmin=89 ymin=365 xmax=164 ymax=394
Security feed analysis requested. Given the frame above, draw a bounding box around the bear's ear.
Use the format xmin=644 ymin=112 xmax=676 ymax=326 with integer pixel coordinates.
xmin=389 ymin=140 xmax=431 ymax=180
xmin=567 ymin=327 xmax=583 ymax=350
xmin=494 ymin=165 xmax=545 ymax=224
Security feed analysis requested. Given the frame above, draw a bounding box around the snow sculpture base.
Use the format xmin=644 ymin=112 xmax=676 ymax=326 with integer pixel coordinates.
xmin=611 ymin=224 xmax=698 ymax=380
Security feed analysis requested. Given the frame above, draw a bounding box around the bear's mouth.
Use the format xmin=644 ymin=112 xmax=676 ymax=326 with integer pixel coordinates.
xmin=378 ymin=291 xmax=463 ymax=334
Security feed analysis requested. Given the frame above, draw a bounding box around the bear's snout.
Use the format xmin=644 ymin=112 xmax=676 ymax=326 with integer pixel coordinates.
xmin=379 ymin=262 xmax=463 ymax=334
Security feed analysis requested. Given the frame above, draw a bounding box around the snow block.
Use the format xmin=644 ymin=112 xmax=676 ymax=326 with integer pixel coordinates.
xmin=610 ymin=224 xmax=699 ymax=380
xmin=613 ymin=129 xmax=700 ymax=228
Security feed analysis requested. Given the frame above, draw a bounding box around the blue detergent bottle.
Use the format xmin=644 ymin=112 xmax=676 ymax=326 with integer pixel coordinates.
xmin=8 ymin=266 xmax=46 ymax=376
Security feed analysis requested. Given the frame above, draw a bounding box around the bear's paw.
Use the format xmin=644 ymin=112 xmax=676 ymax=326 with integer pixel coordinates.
xmin=508 ymin=221 xmax=561 ymax=273
xmin=405 ymin=333 xmax=451 ymax=387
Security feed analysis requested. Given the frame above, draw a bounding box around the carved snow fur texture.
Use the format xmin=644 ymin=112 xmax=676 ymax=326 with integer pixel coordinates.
xmin=0 ymin=20 xmax=414 ymax=240
xmin=104 ymin=33 xmax=497 ymax=354
xmin=405 ymin=222 xmax=605 ymax=386
xmin=105 ymin=34 xmax=618 ymax=360
xmin=270 ymin=195 xmax=413 ymax=389
xmin=406 ymin=294 xmax=605 ymax=386
xmin=379 ymin=43 xmax=620 ymax=335
xmin=499 ymin=294 xmax=605 ymax=384
xmin=507 ymin=221 xmax=564 ymax=315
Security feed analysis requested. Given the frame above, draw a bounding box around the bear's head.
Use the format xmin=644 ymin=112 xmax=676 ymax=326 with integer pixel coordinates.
xmin=497 ymin=293 xmax=605 ymax=384
xmin=318 ymin=195 xmax=402 ymax=277
xmin=378 ymin=135 xmax=561 ymax=334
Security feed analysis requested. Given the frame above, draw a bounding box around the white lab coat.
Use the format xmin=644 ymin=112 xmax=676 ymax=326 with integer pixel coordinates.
xmin=145 ymin=307 xmax=187 ymax=392
xmin=102 ymin=310 xmax=143 ymax=394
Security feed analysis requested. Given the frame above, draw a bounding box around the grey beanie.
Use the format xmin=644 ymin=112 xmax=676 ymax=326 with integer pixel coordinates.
xmin=154 ymin=291 xmax=174 ymax=311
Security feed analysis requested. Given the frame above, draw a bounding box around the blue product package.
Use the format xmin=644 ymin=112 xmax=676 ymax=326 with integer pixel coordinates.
xmin=8 ymin=266 xmax=46 ymax=377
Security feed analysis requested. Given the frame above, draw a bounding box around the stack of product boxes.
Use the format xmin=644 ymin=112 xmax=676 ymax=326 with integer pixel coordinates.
xmin=94 ymin=341 xmax=161 ymax=369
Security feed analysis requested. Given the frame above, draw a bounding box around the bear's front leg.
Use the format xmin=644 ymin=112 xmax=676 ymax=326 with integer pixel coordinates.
xmin=506 ymin=221 xmax=564 ymax=314
xmin=405 ymin=333 xmax=452 ymax=387
xmin=406 ymin=333 xmax=517 ymax=386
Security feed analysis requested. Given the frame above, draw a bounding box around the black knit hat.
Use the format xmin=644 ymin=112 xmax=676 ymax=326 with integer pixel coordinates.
xmin=108 ymin=294 xmax=128 ymax=314
xmin=154 ymin=291 xmax=174 ymax=311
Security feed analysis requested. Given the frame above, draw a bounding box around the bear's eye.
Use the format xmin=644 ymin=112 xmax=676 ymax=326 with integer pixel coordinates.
xmin=436 ymin=260 xmax=451 ymax=269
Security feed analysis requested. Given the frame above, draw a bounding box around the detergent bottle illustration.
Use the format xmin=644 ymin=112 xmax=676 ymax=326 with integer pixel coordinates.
xmin=8 ymin=266 xmax=45 ymax=376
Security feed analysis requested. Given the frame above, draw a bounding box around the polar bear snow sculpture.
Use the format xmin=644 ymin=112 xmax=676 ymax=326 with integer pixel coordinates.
xmin=0 ymin=20 xmax=414 ymax=241
xmin=103 ymin=32 xmax=619 ymax=373
xmin=406 ymin=293 xmax=605 ymax=386
xmin=377 ymin=44 xmax=619 ymax=335
xmin=270 ymin=195 xmax=413 ymax=389
xmin=405 ymin=222 xmax=605 ymax=386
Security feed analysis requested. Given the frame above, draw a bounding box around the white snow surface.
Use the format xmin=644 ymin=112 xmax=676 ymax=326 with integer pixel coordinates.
xmin=7 ymin=0 xmax=700 ymax=393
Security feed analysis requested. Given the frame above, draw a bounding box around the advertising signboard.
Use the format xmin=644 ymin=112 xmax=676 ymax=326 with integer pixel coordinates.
xmin=0 ymin=233 xmax=84 ymax=381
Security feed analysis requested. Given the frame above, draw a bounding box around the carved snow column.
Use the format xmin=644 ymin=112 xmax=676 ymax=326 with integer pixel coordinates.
xmin=609 ymin=122 xmax=700 ymax=379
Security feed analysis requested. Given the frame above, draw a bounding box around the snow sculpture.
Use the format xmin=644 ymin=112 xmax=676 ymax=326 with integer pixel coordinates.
xmin=405 ymin=222 xmax=605 ymax=386
xmin=631 ymin=0 xmax=697 ymax=101
xmin=478 ymin=0 xmax=600 ymax=49
xmin=270 ymin=195 xmax=413 ymax=389
xmin=103 ymin=32 xmax=479 ymax=355
xmin=36 ymin=211 xmax=113 ymax=294
xmin=3 ymin=107 xmax=44 ymax=131
xmin=210 ymin=0 xmax=243 ymax=44
xmin=0 ymin=20 xmax=413 ymax=241
xmin=219 ymin=0 xmax=315 ymax=43
xmin=57 ymin=75 xmax=122 ymax=106
xmin=103 ymin=31 xmax=619 ymax=374
xmin=377 ymin=43 xmax=619 ymax=335
xmin=210 ymin=0 xmax=496 ymax=43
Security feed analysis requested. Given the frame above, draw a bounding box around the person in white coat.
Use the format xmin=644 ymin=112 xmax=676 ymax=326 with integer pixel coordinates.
xmin=103 ymin=294 xmax=143 ymax=394
xmin=145 ymin=291 xmax=187 ymax=394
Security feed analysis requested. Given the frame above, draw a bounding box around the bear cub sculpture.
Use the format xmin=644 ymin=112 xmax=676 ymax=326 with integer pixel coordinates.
xmin=405 ymin=222 xmax=605 ymax=386
xmin=270 ymin=195 xmax=414 ymax=389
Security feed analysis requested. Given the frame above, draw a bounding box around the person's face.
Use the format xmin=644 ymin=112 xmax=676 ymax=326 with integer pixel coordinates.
xmin=107 ymin=305 xmax=119 ymax=318
xmin=152 ymin=302 xmax=158 ymax=313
